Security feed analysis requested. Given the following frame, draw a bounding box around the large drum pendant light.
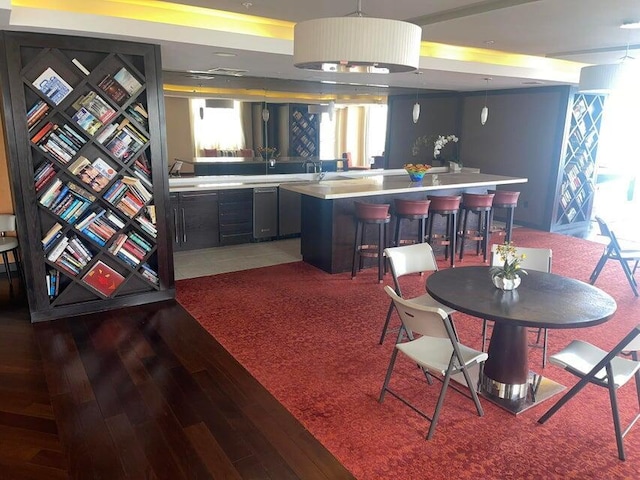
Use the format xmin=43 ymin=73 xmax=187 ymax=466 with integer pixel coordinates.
xmin=293 ymin=0 xmax=422 ymax=74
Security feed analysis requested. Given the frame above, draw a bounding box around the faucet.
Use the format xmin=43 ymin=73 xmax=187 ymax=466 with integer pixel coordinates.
xmin=303 ymin=159 xmax=321 ymax=174
xmin=315 ymin=171 xmax=326 ymax=182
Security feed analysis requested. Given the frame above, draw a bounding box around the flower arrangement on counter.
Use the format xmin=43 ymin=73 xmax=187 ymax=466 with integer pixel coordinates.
xmin=411 ymin=134 xmax=459 ymax=162
xmin=489 ymin=242 xmax=528 ymax=281
xmin=256 ymin=146 xmax=279 ymax=159
xmin=433 ymin=134 xmax=459 ymax=158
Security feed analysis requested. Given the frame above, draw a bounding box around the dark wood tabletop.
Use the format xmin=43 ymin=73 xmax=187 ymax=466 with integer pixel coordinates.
xmin=426 ymin=266 xmax=617 ymax=329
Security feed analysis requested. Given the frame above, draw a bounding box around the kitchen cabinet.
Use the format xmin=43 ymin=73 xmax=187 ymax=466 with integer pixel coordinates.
xmin=170 ymin=191 xmax=219 ymax=251
xmin=219 ymin=189 xmax=253 ymax=245
xmin=278 ymin=187 xmax=301 ymax=236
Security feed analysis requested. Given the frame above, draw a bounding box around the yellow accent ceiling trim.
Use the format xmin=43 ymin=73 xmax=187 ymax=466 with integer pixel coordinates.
xmin=420 ymin=42 xmax=586 ymax=72
xmin=12 ymin=0 xmax=295 ymax=39
xmin=163 ymin=84 xmax=387 ymax=104
xmin=12 ymin=0 xmax=586 ymax=71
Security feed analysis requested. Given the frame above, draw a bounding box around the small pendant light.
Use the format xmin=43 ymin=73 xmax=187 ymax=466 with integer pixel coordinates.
xmin=329 ymin=99 xmax=336 ymax=122
xmin=412 ymin=70 xmax=421 ymax=123
xmin=481 ymin=77 xmax=491 ymax=126
xmin=262 ymin=102 xmax=270 ymax=122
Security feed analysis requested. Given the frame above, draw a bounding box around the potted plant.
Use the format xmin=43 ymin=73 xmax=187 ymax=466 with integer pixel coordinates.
xmin=489 ymin=242 xmax=528 ymax=290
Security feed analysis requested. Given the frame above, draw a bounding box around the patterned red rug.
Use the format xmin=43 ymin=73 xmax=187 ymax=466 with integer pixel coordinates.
xmin=176 ymin=228 xmax=640 ymax=479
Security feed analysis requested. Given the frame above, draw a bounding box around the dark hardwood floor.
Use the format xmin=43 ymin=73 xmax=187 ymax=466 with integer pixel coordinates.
xmin=0 ymin=279 xmax=354 ymax=479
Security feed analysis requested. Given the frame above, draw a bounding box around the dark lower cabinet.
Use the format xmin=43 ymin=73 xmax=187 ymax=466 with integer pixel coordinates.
xmin=170 ymin=191 xmax=219 ymax=251
xmin=278 ymin=187 xmax=301 ymax=236
xmin=219 ymin=189 xmax=253 ymax=245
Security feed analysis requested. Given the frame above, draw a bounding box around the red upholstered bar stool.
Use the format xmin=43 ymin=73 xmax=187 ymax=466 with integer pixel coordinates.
xmin=352 ymin=201 xmax=391 ymax=283
xmin=457 ymin=192 xmax=495 ymax=262
xmin=425 ymin=195 xmax=461 ymax=268
xmin=488 ymin=190 xmax=520 ymax=243
xmin=392 ymin=199 xmax=430 ymax=247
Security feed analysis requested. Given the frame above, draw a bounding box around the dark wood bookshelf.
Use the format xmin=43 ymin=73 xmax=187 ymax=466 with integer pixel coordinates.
xmin=550 ymin=91 xmax=605 ymax=235
xmin=0 ymin=32 xmax=174 ymax=322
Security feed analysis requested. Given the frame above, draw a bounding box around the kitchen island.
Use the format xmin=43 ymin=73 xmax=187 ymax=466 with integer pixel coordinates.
xmin=280 ymin=172 xmax=528 ymax=274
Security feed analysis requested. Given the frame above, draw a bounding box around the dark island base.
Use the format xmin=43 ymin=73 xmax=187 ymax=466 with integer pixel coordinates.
xmin=300 ymin=186 xmax=493 ymax=274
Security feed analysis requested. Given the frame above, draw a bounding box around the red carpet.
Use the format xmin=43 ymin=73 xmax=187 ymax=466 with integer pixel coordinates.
xmin=177 ymin=228 xmax=640 ymax=479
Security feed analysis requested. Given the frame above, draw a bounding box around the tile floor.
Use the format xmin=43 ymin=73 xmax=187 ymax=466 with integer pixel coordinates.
xmin=173 ymin=237 xmax=302 ymax=280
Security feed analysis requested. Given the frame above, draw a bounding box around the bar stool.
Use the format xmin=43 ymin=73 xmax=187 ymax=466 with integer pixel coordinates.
xmin=393 ymin=199 xmax=430 ymax=247
xmin=426 ymin=195 xmax=461 ymax=268
xmin=488 ymin=190 xmax=520 ymax=243
xmin=352 ymin=201 xmax=391 ymax=283
xmin=457 ymin=192 xmax=495 ymax=262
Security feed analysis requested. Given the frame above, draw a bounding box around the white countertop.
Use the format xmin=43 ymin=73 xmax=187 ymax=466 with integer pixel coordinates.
xmin=168 ymin=168 xmax=449 ymax=192
xmin=279 ymin=172 xmax=528 ymax=199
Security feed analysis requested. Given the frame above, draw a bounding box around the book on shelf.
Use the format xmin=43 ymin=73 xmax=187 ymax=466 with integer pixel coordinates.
xmin=98 ymin=75 xmax=129 ymax=106
xmin=113 ymin=67 xmax=142 ymax=96
xmin=72 ymin=91 xmax=117 ymax=124
xmin=82 ymin=260 xmax=125 ymax=297
xmin=72 ymin=107 xmax=103 ymax=135
xmin=32 ymin=67 xmax=73 ymax=105
xmin=140 ymin=263 xmax=159 ymax=285
xmin=126 ymin=103 xmax=148 ymax=129
xmin=72 ymin=58 xmax=90 ymax=76
xmin=26 ymin=100 xmax=51 ymax=129
xmin=68 ymin=156 xmax=116 ymax=193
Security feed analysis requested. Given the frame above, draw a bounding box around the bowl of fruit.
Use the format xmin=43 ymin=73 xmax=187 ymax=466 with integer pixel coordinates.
xmin=403 ymin=163 xmax=431 ymax=182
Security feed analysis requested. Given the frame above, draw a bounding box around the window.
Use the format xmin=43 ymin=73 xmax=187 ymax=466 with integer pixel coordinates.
xmin=191 ymin=99 xmax=245 ymax=152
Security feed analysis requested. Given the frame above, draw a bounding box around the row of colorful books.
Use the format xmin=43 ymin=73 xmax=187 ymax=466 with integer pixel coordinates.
xmin=75 ymin=207 xmax=125 ymax=247
xmin=132 ymin=153 xmax=152 ymax=189
xmin=31 ymin=121 xmax=87 ymax=165
xmin=46 ymin=234 xmax=93 ymax=277
xmin=33 ymin=161 xmax=57 ymax=193
xmin=126 ymin=102 xmax=149 ymax=130
xmin=140 ymin=263 xmax=159 ymax=285
xmin=102 ymin=176 xmax=151 ymax=218
xmin=27 ymin=99 xmax=51 ymax=131
xmin=135 ymin=207 xmax=157 ymax=238
xmin=108 ymin=230 xmax=153 ymax=267
xmin=71 ymin=90 xmax=118 ymax=136
xmin=97 ymin=118 xmax=148 ymax=161
xmin=46 ymin=269 xmax=60 ymax=298
xmin=39 ymin=180 xmax=96 ymax=224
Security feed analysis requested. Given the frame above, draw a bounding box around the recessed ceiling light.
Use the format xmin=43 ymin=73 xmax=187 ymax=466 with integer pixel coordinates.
xmin=483 ymin=40 xmax=495 ymax=46
xmin=241 ymin=2 xmax=253 ymax=9
xmin=522 ymin=80 xmax=544 ymax=85
xmin=213 ymin=52 xmax=236 ymax=57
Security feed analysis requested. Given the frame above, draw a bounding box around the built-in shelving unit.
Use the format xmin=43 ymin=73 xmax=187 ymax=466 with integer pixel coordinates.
xmin=0 ymin=32 xmax=174 ymax=322
xmin=289 ymin=104 xmax=319 ymax=158
xmin=551 ymin=92 xmax=605 ymax=235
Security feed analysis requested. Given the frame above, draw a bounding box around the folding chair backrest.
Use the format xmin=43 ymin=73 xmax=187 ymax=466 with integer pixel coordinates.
xmin=385 ymin=243 xmax=439 ymax=279
xmin=594 ymin=216 xmax=627 ymax=256
xmin=491 ymin=245 xmax=552 ymax=273
xmin=384 ymin=285 xmax=452 ymax=341
xmin=595 ymin=216 xmax=613 ymax=239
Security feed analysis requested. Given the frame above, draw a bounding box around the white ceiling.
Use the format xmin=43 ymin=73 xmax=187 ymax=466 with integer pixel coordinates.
xmin=2 ymin=0 xmax=640 ymax=96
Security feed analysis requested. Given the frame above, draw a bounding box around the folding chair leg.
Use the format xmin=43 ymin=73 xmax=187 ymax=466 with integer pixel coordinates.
xmin=542 ymin=328 xmax=549 ymax=368
xmin=379 ymin=349 xmax=399 ymax=402
xmin=606 ymin=364 xmax=626 ymax=461
xmin=620 ymin=259 xmax=639 ymax=296
xmin=379 ymin=301 xmax=395 ymax=344
xmin=589 ymin=253 xmax=609 ymax=284
xmin=427 ymin=355 xmax=455 ymax=440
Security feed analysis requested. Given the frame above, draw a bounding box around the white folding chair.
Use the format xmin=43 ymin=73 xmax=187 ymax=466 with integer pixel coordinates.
xmin=589 ymin=216 xmax=640 ymax=297
xmin=538 ymin=325 xmax=640 ymax=461
xmin=379 ymin=286 xmax=487 ymax=439
xmin=380 ymin=243 xmax=456 ymax=344
xmin=483 ymin=245 xmax=552 ymax=367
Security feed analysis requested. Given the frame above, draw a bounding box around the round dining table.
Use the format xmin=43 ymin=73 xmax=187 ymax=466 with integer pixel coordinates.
xmin=426 ymin=266 xmax=617 ymax=413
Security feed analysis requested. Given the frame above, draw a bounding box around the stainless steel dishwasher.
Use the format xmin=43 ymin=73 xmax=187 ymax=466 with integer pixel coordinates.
xmin=253 ymin=187 xmax=278 ymax=239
